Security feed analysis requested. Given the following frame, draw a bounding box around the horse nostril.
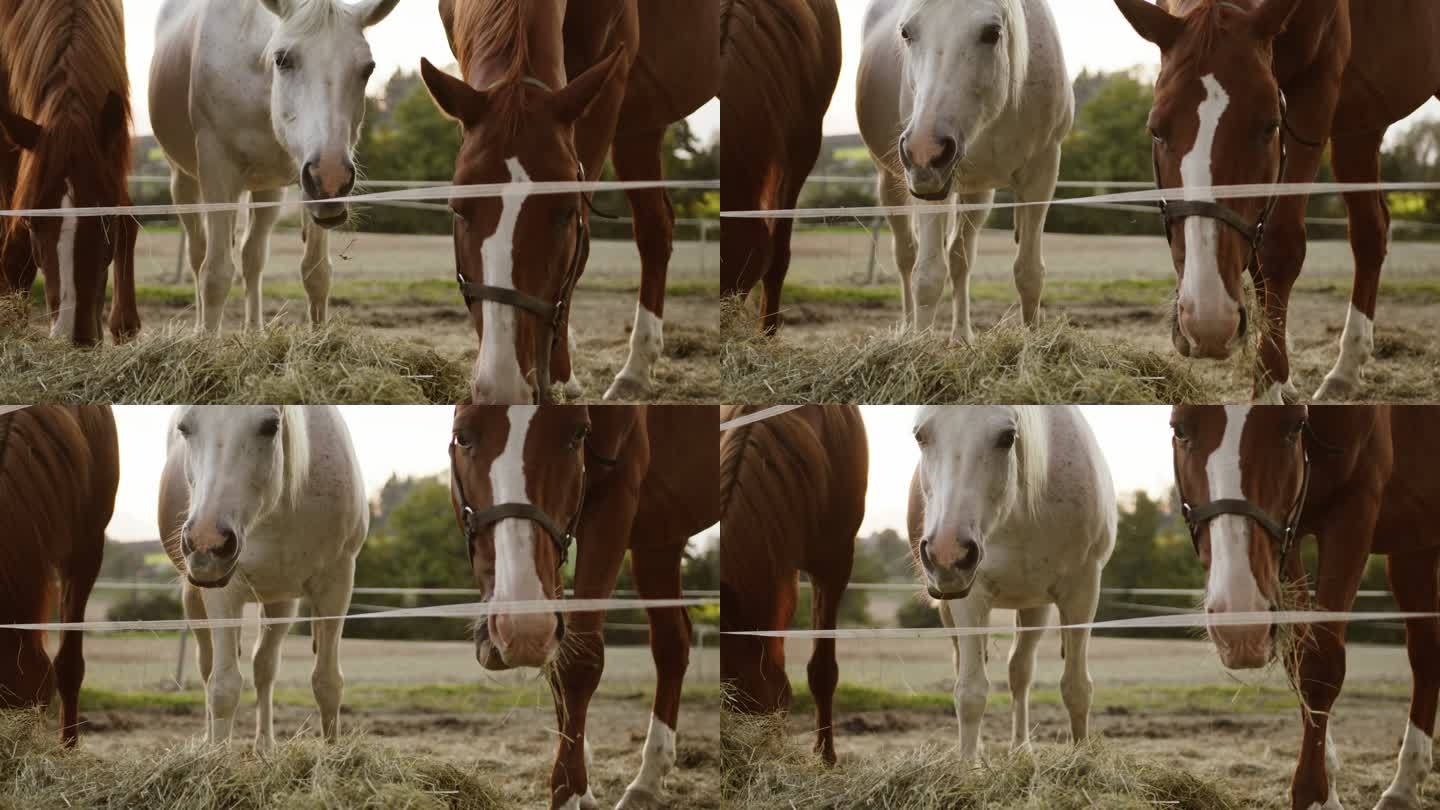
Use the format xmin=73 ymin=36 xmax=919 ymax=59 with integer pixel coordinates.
xmin=301 ymin=161 xmax=320 ymax=197
xmin=932 ymin=135 xmax=958 ymax=169
xmin=899 ymin=134 xmax=914 ymax=170
xmin=217 ymin=527 xmax=239 ymax=559
xmin=554 ymin=613 xmax=565 ymax=643
xmin=956 ymin=539 xmax=980 ymax=570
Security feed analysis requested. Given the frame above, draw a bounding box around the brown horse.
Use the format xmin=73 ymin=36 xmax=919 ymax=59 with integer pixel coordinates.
xmin=449 ymin=404 xmax=718 ymax=809
xmin=719 ymin=0 xmax=842 ymax=335
xmin=719 ymin=404 xmax=867 ymax=764
xmin=1171 ymin=405 xmax=1440 ymax=810
xmin=0 ymin=405 xmax=118 ymax=746
xmin=1116 ymin=0 xmax=1440 ymax=403
xmin=423 ymin=0 xmax=720 ymax=404
xmin=0 ymin=0 xmax=139 ymax=345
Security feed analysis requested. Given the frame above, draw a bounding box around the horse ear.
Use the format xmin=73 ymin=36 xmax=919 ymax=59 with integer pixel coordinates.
xmin=1251 ymin=0 xmax=1303 ymax=39
xmin=551 ymin=47 xmax=628 ymax=126
xmin=0 ymin=109 xmax=41 ymax=151
xmin=356 ymin=0 xmax=401 ymax=27
xmin=1113 ymin=0 xmax=1185 ymax=50
xmin=420 ymin=58 xmax=488 ymax=127
xmin=98 ymin=92 xmax=129 ymax=152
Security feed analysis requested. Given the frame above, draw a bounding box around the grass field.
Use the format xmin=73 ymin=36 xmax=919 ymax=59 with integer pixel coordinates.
xmin=724 ymin=229 xmax=1440 ymax=403
xmin=737 ymin=633 xmax=1423 ymax=809
xmin=1 ymin=227 xmax=720 ymax=404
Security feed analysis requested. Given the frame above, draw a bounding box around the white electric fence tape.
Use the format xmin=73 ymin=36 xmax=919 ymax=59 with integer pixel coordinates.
xmin=726 ymin=609 xmax=1437 ymax=639
xmin=0 ymin=598 xmax=713 ymax=633
xmin=721 ymin=179 xmax=1440 ymax=220
xmin=0 ymin=179 xmax=719 ymax=219
xmin=719 ymin=405 xmax=806 ymax=432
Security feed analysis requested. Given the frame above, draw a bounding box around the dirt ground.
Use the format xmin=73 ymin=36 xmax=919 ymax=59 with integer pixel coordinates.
xmin=76 ymin=699 xmax=721 ymax=809
xmin=740 ymin=230 xmax=1440 ymax=403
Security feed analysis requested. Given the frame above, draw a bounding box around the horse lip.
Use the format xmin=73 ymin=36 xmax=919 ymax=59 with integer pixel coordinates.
xmin=310 ymin=210 xmax=348 ymax=229
xmin=928 ymin=584 xmax=971 ymax=600
xmin=910 ymin=186 xmax=952 ymax=202
xmin=186 ymin=572 xmax=233 ymax=589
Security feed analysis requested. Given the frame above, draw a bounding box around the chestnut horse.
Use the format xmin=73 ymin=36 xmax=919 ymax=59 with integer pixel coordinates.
xmin=449 ymin=405 xmax=718 ymax=809
xmin=1117 ymin=0 xmax=1440 ymax=403
xmin=1171 ymin=405 xmax=1440 ymax=810
xmin=719 ymin=405 xmax=867 ymax=764
xmin=719 ymin=0 xmax=842 ymax=336
xmin=422 ymin=0 xmax=720 ymax=404
xmin=0 ymin=0 xmax=138 ymax=345
xmin=0 ymin=405 xmax=119 ymax=746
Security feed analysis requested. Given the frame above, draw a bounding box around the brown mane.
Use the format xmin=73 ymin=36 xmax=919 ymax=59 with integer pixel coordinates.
xmin=449 ymin=0 xmax=538 ymax=140
xmin=0 ymin=0 xmax=131 ymax=246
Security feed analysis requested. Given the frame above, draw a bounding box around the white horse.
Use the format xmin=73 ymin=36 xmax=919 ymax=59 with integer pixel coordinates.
xmin=858 ymin=0 xmax=1074 ymax=342
xmin=907 ymin=406 xmax=1115 ymax=762
xmin=158 ymin=406 xmax=369 ymax=747
xmin=149 ymin=0 xmax=399 ymax=332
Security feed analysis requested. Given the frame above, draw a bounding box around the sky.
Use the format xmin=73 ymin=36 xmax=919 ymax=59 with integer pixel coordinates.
xmin=122 ymin=0 xmax=719 ymax=141
xmin=856 ymin=406 xmax=1174 ymax=537
xmin=823 ymin=0 xmax=1440 ymax=137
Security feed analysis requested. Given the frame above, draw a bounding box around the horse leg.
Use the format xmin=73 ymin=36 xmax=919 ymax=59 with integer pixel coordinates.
xmin=1376 ymin=547 xmax=1440 ymax=810
xmin=239 ymin=189 xmax=284 ymax=331
xmin=198 ymin=587 xmax=247 ymax=744
xmin=108 ymin=213 xmax=141 ymax=342
xmin=1007 ymin=605 xmax=1049 ymax=753
xmin=911 ymin=201 xmax=950 ymax=333
xmin=195 ymin=139 xmax=243 ymax=333
xmin=879 ymin=176 xmax=918 ymax=329
xmin=1011 ymin=144 xmax=1061 ymax=327
xmin=181 ymin=583 xmax=213 ymax=738
xmin=1291 ymin=515 xmax=1373 ymax=810
xmin=808 ymin=572 xmax=848 ymax=765
xmin=1315 ymin=129 xmax=1388 ymax=402
xmin=306 ymin=558 xmax=356 ymax=741
xmin=171 ymin=171 xmax=207 ymax=321
xmin=946 ymin=190 xmax=994 ymax=345
xmin=759 ymin=216 xmax=796 ymax=338
xmin=298 ymin=219 xmax=333 ymax=326
xmin=252 ymin=598 xmax=298 ymax=750
xmin=943 ymin=595 xmax=992 ymax=763
xmin=1055 ymin=568 xmax=1102 ymax=746
xmin=616 ymin=540 xmax=690 ymax=809
xmin=605 ymin=127 xmax=672 ymax=402
xmin=54 ymin=547 xmax=102 ymax=746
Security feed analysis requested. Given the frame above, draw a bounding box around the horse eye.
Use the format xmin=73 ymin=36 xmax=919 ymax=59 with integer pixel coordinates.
xmin=913 ymin=430 xmax=927 ymax=447
xmin=361 ymin=61 xmax=377 ymax=80
xmin=1150 ymin=127 xmax=1166 ymax=146
xmin=980 ymin=24 xmax=1001 ymax=45
xmin=572 ymin=424 xmax=590 ymax=444
xmin=997 ymin=429 xmax=1017 ymax=450
xmin=1264 ymin=120 xmax=1281 ymax=140
xmin=274 ymin=50 xmax=295 ymax=71
xmin=899 ymin=24 xmax=913 ymax=43
xmin=453 ymin=431 xmax=472 ymax=450
xmin=258 ymin=418 xmax=280 ymax=439
xmin=177 ymin=423 xmax=193 ymax=438
xmin=1172 ymin=424 xmax=1188 ymax=442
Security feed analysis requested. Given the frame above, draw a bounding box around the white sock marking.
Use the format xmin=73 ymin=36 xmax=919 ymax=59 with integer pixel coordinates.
xmin=1257 ymin=382 xmax=1285 ymax=405
xmin=1381 ymin=721 xmax=1433 ymax=805
xmin=492 ymin=406 xmax=542 ymax=603
xmin=1324 ymin=303 xmax=1375 ymax=391
xmin=50 ymin=182 xmax=78 ymax=340
xmin=1179 ymin=75 xmax=1237 ymax=330
xmin=474 ymin=158 xmax=532 ymax=400
xmin=1205 ymin=406 xmax=1268 ymax=614
xmin=615 ymin=303 xmax=664 ymax=387
xmin=625 ymin=714 xmax=676 ymax=797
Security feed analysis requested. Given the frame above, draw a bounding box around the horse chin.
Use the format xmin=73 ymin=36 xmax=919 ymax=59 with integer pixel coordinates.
xmin=309 ymin=206 xmax=349 ymax=230
xmin=186 ymin=571 xmax=234 ymax=589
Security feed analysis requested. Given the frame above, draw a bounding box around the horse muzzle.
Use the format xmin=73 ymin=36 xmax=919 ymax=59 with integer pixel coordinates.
xmin=478 ymin=610 xmax=565 ymax=670
xmin=181 ymin=524 xmax=243 ymax=589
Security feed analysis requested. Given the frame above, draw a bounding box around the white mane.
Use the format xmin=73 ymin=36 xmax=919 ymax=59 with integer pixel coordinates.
xmin=280 ymin=405 xmax=311 ymax=507
xmin=1011 ymin=405 xmax=1049 ymax=521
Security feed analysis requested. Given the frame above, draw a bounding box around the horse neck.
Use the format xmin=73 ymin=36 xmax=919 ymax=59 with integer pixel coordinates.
xmin=459 ymin=0 xmax=567 ymax=91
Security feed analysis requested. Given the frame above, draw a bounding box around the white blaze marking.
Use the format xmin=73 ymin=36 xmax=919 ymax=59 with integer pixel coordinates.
xmin=1204 ymin=406 xmax=1268 ymax=613
xmin=1179 ymin=75 xmax=1236 ymax=328
xmin=625 ymin=714 xmax=676 ymax=797
xmin=614 ymin=304 xmax=664 ymax=388
xmin=475 ymin=158 xmax=531 ymax=399
xmin=1381 ymin=721 xmax=1433 ymax=805
xmin=492 ymin=406 xmax=542 ymax=602
xmin=50 ymin=182 xmax=78 ymax=340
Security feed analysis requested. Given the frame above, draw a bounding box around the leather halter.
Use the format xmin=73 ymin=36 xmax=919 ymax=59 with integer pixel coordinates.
xmin=1174 ymin=424 xmax=1313 ymax=576
xmin=456 ymin=76 xmax=592 ymax=404
xmin=1152 ymin=93 xmax=1324 ymax=277
xmin=450 ymin=437 xmax=618 ymax=571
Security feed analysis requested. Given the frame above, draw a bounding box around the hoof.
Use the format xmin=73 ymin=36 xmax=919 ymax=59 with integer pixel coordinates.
xmin=603 ymin=374 xmax=649 ymax=402
xmin=1314 ymin=374 xmax=1360 ymax=402
xmin=614 ymin=787 xmax=663 ymax=810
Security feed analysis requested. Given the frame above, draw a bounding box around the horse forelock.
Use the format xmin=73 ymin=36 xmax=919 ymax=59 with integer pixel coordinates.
xmin=1164 ymin=0 xmax=1252 ymax=79
xmin=451 ymin=0 xmax=537 ymax=140
xmin=281 ymin=406 xmax=311 ymax=508
xmin=264 ymin=0 xmax=351 ymax=46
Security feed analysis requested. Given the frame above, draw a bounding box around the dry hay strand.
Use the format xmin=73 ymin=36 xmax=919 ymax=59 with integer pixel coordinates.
xmin=720 ymin=710 xmax=1241 ymax=810
xmin=722 ymin=298 xmax=1216 ymax=404
xmin=0 ymin=297 xmax=469 ymax=404
xmin=0 ymin=709 xmax=505 ymax=810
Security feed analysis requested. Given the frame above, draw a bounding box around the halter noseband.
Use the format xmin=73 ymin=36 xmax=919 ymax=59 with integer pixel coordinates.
xmin=450 ymin=439 xmax=618 ymax=572
xmin=1174 ymin=425 xmax=1313 ymax=576
xmin=456 ymin=76 xmax=594 ymax=404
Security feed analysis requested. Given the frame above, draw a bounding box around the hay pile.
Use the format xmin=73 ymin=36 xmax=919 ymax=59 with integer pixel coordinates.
xmin=0 ymin=711 xmax=505 ymax=810
xmin=721 ymin=298 xmax=1218 ymax=404
xmin=0 ymin=299 xmax=469 ymax=404
xmin=721 ymin=711 xmax=1240 ymax=810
